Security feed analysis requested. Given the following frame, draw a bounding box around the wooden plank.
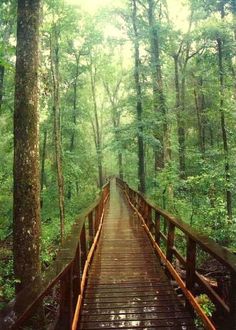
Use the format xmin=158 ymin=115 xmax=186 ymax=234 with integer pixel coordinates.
xmin=78 ymin=180 xmax=196 ymax=330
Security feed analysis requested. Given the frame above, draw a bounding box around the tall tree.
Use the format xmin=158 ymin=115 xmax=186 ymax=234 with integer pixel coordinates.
xmin=147 ymin=0 xmax=170 ymax=171
xmin=89 ymin=54 xmax=104 ymax=188
xmin=13 ymin=0 xmax=41 ymax=293
xmin=0 ymin=0 xmax=15 ymax=111
xmin=217 ymin=2 xmax=232 ymax=220
xmin=131 ymin=0 xmax=146 ymax=193
xmin=103 ymin=74 xmax=124 ymax=180
xmin=50 ymin=20 xmax=65 ymax=242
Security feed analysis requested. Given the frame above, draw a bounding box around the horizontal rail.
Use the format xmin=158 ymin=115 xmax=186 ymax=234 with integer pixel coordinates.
xmin=117 ymin=178 xmax=236 ymax=330
xmin=0 ymin=181 xmax=110 ymax=330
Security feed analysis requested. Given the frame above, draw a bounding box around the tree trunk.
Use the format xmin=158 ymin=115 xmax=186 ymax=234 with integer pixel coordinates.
xmin=0 ymin=4 xmax=14 ymax=112
xmin=13 ymin=0 xmax=41 ymax=293
xmin=50 ymin=24 xmax=65 ymax=242
xmin=147 ymin=0 xmax=170 ymax=171
xmin=132 ymin=0 xmax=145 ymax=193
xmin=174 ymin=55 xmax=186 ymax=178
xmin=232 ymin=0 xmax=236 ymax=40
xmin=193 ymin=77 xmax=206 ymax=158
xmin=103 ymin=80 xmax=123 ymax=181
xmin=70 ymin=54 xmax=79 ymax=152
xmin=0 ymin=65 xmax=4 ymax=110
xmin=90 ymin=59 xmax=103 ymax=188
xmin=68 ymin=54 xmax=79 ymax=199
xmin=40 ymin=129 xmax=47 ymax=208
xmin=217 ymin=37 xmax=232 ymax=220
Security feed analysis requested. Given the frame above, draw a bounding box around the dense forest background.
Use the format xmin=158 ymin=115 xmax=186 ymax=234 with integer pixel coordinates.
xmin=1 ymin=0 xmax=236 ymax=307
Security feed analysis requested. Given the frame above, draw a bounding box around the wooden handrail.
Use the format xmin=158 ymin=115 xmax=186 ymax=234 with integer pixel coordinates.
xmin=117 ymin=178 xmax=236 ymax=330
xmin=0 ymin=181 xmax=110 ymax=330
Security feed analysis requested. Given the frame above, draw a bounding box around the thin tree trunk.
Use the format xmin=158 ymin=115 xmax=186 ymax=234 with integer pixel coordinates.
xmin=193 ymin=80 xmax=206 ymax=158
xmin=50 ymin=24 xmax=65 ymax=242
xmin=132 ymin=0 xmax=145 ymax=193
xmin=103 ymin=80 xmax=123 ymax=180
xmin=217 ymin=37 xmax=232 ymax=220
xmin=90 ymin=60 xmax=103 ymax=188
xmin=0 ymin=7 xmax=14 ymax=112
xmin=174 ymin=55 xmax=186 ymax=178
xmin=40 ymin=129 xmax=47 ymax=208
xmin=147 ymin=0 xmax=170 ymax=171
xmin=13 ymin=0 xmax=41 ymax=293
xmin=68 ymin=54 xmax=79 ymax=199
xmin=0 ymin=65 xmax=4 ymax=110
xmin=232 ymin=0 xmax=236 ymax=40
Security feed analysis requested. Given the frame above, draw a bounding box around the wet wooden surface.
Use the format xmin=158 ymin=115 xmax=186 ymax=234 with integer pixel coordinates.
xmin=79 ymin=180 xmax=196 ymax=329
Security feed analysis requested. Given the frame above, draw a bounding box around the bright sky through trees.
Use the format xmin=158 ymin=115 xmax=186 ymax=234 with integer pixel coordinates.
xmin=65 ymin=0 xmax=190 ymax=32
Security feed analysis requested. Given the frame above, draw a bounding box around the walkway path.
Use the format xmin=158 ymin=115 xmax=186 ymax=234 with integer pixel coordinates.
xmin=79 ymin=181 xmax=196 ymax=329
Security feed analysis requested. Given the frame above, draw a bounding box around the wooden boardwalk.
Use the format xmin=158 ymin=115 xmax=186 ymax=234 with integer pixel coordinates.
xmin=79 ymin=181 xmax=196 ymax=329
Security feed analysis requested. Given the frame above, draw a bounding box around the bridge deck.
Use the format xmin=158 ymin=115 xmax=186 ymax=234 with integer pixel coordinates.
xmin=79 ymin=181 xmax=196 ymax=329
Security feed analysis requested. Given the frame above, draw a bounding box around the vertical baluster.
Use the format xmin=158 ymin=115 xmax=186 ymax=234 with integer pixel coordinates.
xmin=144 ymin=201 xmax=148 ymax=224
xmin=59 ymin=266 xmax=73 ymax=328
xmin=141 ymin=197 xmax=144 ymax=217
xmin=95 ymin=205 xmax=99 ymax=233
xmin=88 ymin=211 xmax=94 ymax=248
xmin=186 ymin=237 xmax=196 ymax=290
xmin=166 ymin=223 xmax=175 ymax=263
xmin=155 ymin=211 xmax=161 ymax=245
xmin=186 ymin=237 xmax=196 ymax=313
xmin=99 ymin=199 xmax=103 ymax=222
xmin=147 ymin=204 xmax=152 ymax=229
xmin=80 ymin=224 xmax=87 ymax=271
xmin=72 ymin=247 xmax=81 ymax=311
xmin=133 ymin=191 xmax=136 ymax=207
xmin=229 ymin=271 xmax=236 ymax=329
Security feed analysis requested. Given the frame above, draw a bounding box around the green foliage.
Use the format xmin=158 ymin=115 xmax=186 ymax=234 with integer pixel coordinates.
xmin=195 ymin=294 xmax=216 ymax=328
xmin=0 ymin=255 xmax=14 ymax=309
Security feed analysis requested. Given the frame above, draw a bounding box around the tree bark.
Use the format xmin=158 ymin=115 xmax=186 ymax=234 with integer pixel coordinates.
xmin=40 ymin=129 xmax=47 ymax=208
xmin=147 ymin=0 xmax=170 ymax=171
xmin=50 ymin=23 xmax=65 ymax=242
xmin=231 ymin=0 xmax=236 ymax=40
xmin=89 ymin=58 xmax=103 ymax=188
xmin=0 ymin=3 xmax=14 ymax=111
xmin=131 ymin=0 xmax=145 ymax=193
xmin=193 ymin=77 xmax=206 ymax=157
xmin=13 ymin=0 xmax=41 ymax=293
xmin=68 ymin=53 xmax=80 ymax=199
xmin=103 ymin=80 xmax=124 ymax=180
xmin=174 ymin=55 xmax=186 ymax=178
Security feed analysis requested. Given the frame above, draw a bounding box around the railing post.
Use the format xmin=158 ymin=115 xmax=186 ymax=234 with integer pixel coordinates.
xmin=229 ymin=271 xmax=236 ymax=329
xmin=88 ymin=211 xmax=94 ymax=248
xmin=147 ymin=204 xmax=152 ymax=229
xmin=155 ymin=211 xmax=161 ymax=245
xmin=95 ymin=205 xmax=99 ymax=233
xmin=80 ymin=224 xmax=87 ymax=271
xmin=72 ymin=247 xmax=81 ymax=310
xmin=166 ymin=223 xmax=175 ymax=263
xmin=186 ymin=237 xmax=196 ymax=313
xmin=133 ymin=191 xmax=136 ymax=207
xmin=144 ymin=202 xmax=148 ymax=224
xmin=59 ymin=266 xmax=73 ymax=328
xmin=140 ymin=197 xmax=144 ymax=217
xmin=186 ymin=237 xmax=196 ymax=290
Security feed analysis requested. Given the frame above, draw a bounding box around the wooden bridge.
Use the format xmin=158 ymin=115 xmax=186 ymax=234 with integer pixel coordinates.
xmin=0 ymin=178 xmax=236 ymax=329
